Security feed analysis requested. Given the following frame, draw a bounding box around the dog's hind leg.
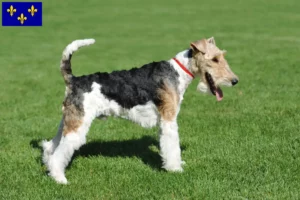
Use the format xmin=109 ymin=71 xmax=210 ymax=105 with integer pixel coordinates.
xmin=47 ymin=105 xmax=94 ymax=184
xmin=42 ymin=117 xmax=64 ymax=165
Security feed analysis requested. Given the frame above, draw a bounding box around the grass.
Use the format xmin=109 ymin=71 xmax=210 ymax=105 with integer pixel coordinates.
xmin=1 ymin=0 xmax=300 ymax=199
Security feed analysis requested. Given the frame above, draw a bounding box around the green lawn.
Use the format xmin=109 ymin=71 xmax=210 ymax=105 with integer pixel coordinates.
xmin=1 ymin=0 xmax=300 ymax=199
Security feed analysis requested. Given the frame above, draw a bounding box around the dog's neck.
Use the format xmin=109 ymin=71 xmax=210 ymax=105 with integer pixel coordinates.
xmin=169 ymin=49 xmax=194 ymax=95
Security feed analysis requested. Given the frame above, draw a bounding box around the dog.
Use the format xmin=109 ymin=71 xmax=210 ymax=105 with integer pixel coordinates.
xmin=42 ymin=37 xmax=239 ymax=184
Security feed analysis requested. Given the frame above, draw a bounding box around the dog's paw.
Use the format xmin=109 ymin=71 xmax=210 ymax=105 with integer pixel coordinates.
xmin=49 ymin=172 xmax=68 ymax=185
xmin=166 ymin=167 xmax=184 ymax=173
xmin=55 ymin=176 xmax=68 ymax=185
xmin=163 ymin=165 xmax=184 ymax=172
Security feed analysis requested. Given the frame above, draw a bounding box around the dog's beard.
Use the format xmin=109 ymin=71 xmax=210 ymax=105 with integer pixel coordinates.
xmin=197 ymin=77 xmax=223 ymax=102
xmin=197 ymin=82 xmax=209 ymax=94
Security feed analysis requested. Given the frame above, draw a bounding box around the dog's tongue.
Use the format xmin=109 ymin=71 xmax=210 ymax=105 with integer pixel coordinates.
xmin=216 ymin=88 xmax=223 ymax=101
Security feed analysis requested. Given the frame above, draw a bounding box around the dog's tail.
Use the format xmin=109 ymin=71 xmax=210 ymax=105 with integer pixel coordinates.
xmin=60 ymin=39 xmax=95 ymax=85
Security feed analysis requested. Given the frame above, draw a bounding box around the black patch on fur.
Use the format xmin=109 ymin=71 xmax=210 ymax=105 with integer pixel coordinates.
xmin=187 ymin=49 xmax=193 ymax=58
xmin=70 ymin=61 xmax=179 ymax=109
xmin=63 ymin=87 xmax=85 ymax=111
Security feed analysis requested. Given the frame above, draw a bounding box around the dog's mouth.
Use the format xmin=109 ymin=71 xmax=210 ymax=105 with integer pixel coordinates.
xmin=205 ymin=72 xmax=223 ymax=101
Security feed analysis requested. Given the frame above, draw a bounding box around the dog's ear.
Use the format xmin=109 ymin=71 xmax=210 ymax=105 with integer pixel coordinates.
xmin=190 ymin=39 xmax=207 ymax=54
xmin=207 ymin=37 xmax=216 ymax=45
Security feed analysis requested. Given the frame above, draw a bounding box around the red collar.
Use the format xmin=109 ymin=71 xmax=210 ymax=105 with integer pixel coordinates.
xmin=172 ymin=58 xmax=194 ymax=79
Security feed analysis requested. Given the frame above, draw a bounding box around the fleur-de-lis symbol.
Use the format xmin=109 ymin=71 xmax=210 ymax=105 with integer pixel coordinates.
xmin=17 ymin=13 xmax=27 ymax=24
xmin=7 ymin=5 xmax=17 ymax=16
xmin=28 ymin=5 xmax=38 ymax=16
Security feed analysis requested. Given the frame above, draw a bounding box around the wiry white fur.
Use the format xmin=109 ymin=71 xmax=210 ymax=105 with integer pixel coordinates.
xmin=197 ymin=82 xmax=209 ymax=93
xmin=124 ymin=102 xmax=158 ymax=128
xmin=47 ymin=133 xmax=85 ymax=184
xmin=62 ymin=39 xmax=95 ymax=60
xmin=159 ymin=119 xmax=183 ymax=171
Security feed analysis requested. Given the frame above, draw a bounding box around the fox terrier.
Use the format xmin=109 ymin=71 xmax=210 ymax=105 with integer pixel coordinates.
xmin=42 ymin=37 xmax=239 ymax=184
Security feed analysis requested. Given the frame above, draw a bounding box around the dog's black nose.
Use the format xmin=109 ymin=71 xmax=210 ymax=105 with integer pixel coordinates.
xmin=231 ymin=79 xmax=238 ymax=86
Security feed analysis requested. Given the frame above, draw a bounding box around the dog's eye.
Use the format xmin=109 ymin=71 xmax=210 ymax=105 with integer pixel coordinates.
xmin=212 ymin=57 xmax=219 ymax=63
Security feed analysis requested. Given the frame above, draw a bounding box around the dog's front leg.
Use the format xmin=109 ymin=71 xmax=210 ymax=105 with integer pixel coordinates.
xmin=159 ymin=119 xmax=183 ymax=172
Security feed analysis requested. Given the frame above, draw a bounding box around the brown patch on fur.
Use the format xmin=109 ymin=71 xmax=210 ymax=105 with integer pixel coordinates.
xmin=62 ymin=102 xmax=84 ymax=136
xmin=157 ymin=83 xmax=179 ymax=121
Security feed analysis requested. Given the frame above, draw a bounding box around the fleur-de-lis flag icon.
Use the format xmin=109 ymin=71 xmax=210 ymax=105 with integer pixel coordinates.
xmin=2 ymin=2 xmax=42 ymax=26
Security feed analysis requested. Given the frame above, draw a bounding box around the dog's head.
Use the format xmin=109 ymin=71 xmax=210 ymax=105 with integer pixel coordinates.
xmin=189 ymin=37 xmax=239 ymax=101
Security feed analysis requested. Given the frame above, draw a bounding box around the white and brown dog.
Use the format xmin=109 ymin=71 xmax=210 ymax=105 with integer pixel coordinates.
xmin=42 ymin=37 xmax=239 ymax=184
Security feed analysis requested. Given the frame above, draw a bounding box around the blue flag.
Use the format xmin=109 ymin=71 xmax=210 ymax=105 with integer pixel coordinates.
xmin=2 ymin=2 xmax=42 ymax=26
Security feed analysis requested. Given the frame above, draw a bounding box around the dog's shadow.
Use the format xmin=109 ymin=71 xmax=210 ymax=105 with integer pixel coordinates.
xmin=73 ymin=136 xmax=162 ymax=169
xmin=30 ymin=135 xmax=181 ymax=170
